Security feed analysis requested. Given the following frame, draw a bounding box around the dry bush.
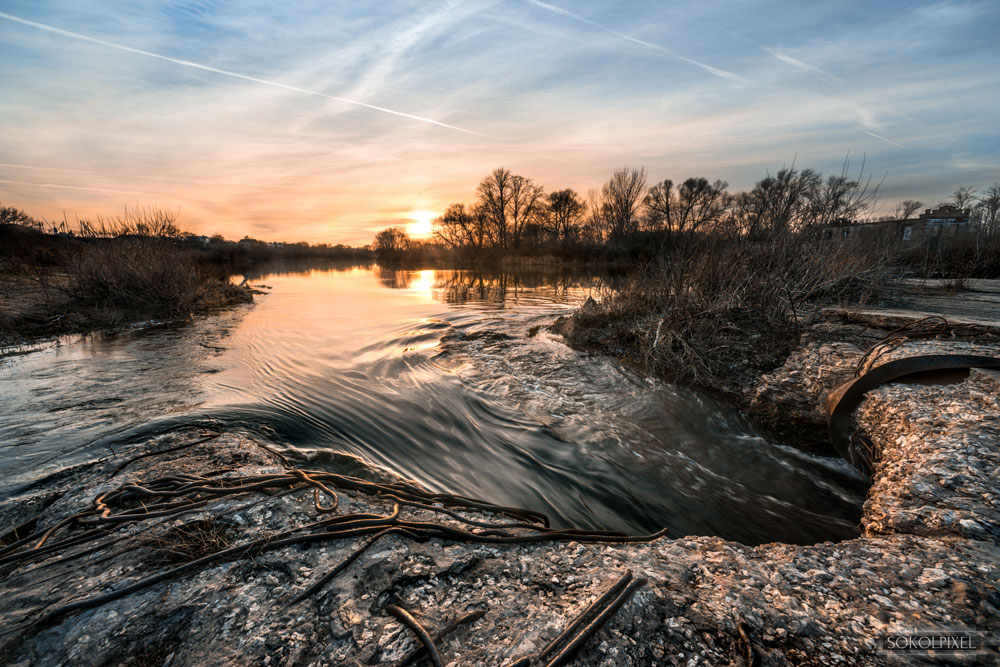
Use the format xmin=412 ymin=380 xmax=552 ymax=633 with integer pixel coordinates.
xmin=67 ymin=238 xmax=204 ymax=318
xmin=564 ymin=230 xmax=896 ymax=391
xmin=78 ymin=206 xmax=181 ymax=239
xmin=900 ymin=230 xmax=1000 ymax=279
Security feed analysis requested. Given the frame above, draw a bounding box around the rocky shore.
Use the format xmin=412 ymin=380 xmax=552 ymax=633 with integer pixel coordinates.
xmin=1 ymin=309 xmax=997 ymax=665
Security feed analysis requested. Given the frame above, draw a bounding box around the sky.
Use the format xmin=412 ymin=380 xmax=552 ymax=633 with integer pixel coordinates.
xmin=1 ymin=1 xmax=998 ymax=244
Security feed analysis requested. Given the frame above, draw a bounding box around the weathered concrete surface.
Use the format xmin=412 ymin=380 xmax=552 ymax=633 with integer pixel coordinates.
xmin=1 ymin=317 xmax=998 ymax=665
xmin=858 ymin=370 xmax=1000 ymax=543
xmin=748 ymin=302 xmax=1000 ymax=453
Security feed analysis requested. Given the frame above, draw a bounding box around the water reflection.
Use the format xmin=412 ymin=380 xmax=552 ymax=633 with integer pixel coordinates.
xmin=238 ymin=258 xmax=373 ymax=282
xmin=0 ymin=262 xmax=864 ymax=545
xmin=375 ymin=266 xmax=600 ymax=306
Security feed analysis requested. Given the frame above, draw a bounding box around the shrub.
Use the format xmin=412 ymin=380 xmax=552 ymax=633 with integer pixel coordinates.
xmin=68 ymin=238 xmax=206 ymax=317
xmin=558 ymin=229 xmax=896 ymax=391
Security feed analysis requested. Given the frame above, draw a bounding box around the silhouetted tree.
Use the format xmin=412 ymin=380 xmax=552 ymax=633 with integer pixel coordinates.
xmin=508 ymin=174 xmax=545 ymax=249
xmin=0 ymin=205 xmax=39 ymax=228
xmin=734 ymin=167 xmax=821 ymax=234
xmin=545 ymin=189 xmax=586 ymax=244
xmin=434 ymin=203 xmax=480 ymax=250
xmin=805 ymin=158 xmax=881 ymax=226
xmin=474 ymin=168 xmax=545 ymax=250
xmin=590 ymin=167 xmax=647 ymax=242
xmin=976 ymin=182 xmax=1000 ymax=233
xmin=373 ymin=226 xmax=410 ymax=260
xmin=893 ymin=200 xmax=923 ymax=220
xmin=477 ymin=168 xmax=514 ymax=250
xmin=645 ymin=177 xmax=729 ymax=234
xmin=950 ymin=186 xmax=977 ymax=209
xmin=643 ymin=179 xmax=674 ymax=233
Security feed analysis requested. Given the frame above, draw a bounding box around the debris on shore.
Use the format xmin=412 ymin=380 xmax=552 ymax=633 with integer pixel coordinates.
xmin=2 ymin=297 xmax=999 ymax=665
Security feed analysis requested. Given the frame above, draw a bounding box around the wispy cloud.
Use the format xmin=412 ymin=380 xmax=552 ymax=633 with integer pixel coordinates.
xmin=0 ymin=178 xmax=160 ymax=197
xmin=0 ymin=11 xmax=483 ymax=136
xmin=863 ymin=130 xmax=904 ymax=149
xmin=1 ymin=2 xmax=997 ymax=242
xmin=764 ymin=47 xmax=841 ymax=82
xmin=0 ymin=162 xmax=303 ymax=190
xmin=522 ymin=0 xmax=745 ymax=82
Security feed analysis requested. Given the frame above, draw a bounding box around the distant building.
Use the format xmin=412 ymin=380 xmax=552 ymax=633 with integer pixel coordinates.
xmin=817 ymin=205 xmax=974 ymax=246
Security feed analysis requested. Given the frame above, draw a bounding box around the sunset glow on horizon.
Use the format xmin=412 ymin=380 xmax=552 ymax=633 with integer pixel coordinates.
xmin=406 ymin=211 xmax=439 ymax=239
xmin=1 ymin=2 xmax=998 ymax=245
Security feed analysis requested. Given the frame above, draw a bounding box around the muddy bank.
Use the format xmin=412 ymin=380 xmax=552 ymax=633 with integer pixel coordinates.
xmin=1 ymin=318 xmax=998 ymax=665
xmin=1 ymin=223 xmax=256 ymax=349
xmin=0 ymin=272 xmax=253 ymax=350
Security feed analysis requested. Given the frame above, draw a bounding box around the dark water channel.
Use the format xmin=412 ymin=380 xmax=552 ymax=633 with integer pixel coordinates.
xmin=0 ymin=262 xmax=866 ymax=545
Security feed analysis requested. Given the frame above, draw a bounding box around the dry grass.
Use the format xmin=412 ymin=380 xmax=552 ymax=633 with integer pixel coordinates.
xmin=900 ymin=231 xmax=1000 ymax=279
xmin=67 ymin=238 xmax=205 ymax=318
xmin=77 ymin=206 xmax=182 ymax=239
xmin=1 ymin=214 xmax=253 ymax=344
xmin=558 ymin=230 xmax=895 ymax=393
xmin=144 ymin=518 xmax=234 ymax=566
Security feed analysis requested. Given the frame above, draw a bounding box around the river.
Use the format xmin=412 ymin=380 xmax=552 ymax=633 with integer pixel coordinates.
xmin=0 ymin=262 xmax=866 ymax=545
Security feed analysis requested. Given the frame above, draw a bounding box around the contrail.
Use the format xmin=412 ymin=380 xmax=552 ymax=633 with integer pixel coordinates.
xmin=523 ymin=0 xmax=744 ymax=82
xmin=0 ymin=178 xmax=160 ymax=196
xmin=0 ymin=162 xmax=301 ymax=189
xmin=764 ymin=48 xmax=841 ymax=83
xmin=863 ymin=130 xmax=904 ymax=149
xmin=0 ymin=11 xmax=482 ymax=136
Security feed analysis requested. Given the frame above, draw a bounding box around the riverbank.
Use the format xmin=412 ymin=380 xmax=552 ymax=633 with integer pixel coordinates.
xmin=0 ymin=271 xmax=253 ymax=350
xmin=554 ymin=280 xmax=1000 ymax=454
xmin=1 ymin=300 xmax=997 ymax=664
xmin=0 ymin=222 xmax=255 ymax=348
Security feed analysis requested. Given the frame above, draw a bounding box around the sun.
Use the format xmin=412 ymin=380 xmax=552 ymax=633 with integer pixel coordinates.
xmin=406 ymin=210 xmax=437 ymax=238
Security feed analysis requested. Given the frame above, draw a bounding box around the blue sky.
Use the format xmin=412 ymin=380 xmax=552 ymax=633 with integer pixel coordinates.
xmin=1 ymin=1 xmax=998 ymax=242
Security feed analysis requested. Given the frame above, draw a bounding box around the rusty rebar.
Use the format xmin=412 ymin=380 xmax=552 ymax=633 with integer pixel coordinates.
xmin=387 ymin=604 xmax=444 ymax=667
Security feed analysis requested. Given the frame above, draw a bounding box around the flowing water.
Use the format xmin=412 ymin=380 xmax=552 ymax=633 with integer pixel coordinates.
xmin=0 ymin=262 xmax=866 ymax=545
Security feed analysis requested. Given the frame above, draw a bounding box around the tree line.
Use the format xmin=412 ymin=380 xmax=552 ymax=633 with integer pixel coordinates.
xmin=373 ymin=164 xmax=1000 ymax=259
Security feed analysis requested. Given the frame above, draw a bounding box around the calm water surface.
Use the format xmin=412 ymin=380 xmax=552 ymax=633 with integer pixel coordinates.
xmin=0 ymin=263 xmax=865 ymax=544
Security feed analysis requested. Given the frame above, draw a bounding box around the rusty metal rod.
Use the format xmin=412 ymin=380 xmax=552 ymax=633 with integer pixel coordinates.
xmin=387 ymin=604 xmax=444 ymax=667
xmin=396 ymin=609 xmax=486 ymax=667
xmin=544 ymin=578 xmax=648 ymax=667
xmin=538 ymin=572 xmax=634 ymax=663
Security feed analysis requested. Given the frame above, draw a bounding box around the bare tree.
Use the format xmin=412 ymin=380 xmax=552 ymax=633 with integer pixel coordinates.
xmin=734 ymin=167 xmax=821 ymax=234
xmin=678 ymin=178 xmax=729 ymax=232
xmin=976 ymin=182 xmax=1000 ymax=233
xmin=546 ymin=189 xmax=586 ymax=243
xmin=892 ymin=199 xmax=923 ymax=220
xmin=950 ymin=186 xmax=977 ymax=209
xmin=475 ymin=168 xmax=544 ymax=250
xmin=477 ymin=168 xmax=514 ymax=251
xmin=373 ymin=226 xmax=409 ymax=259
xmin=508 ymin=174 xmax=545 ymax=249
xmin=806 ymin=158 xmax=882 ymax=226
xmin=591 ymin=167 xmax=647 ymax=242
xmin=644 ymin=178 xmax=730 ymax=234
xmin=643 ymin=180 xmax=673 ymax=232
xmin=434 ymin=203 xmax=481 ymax=250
